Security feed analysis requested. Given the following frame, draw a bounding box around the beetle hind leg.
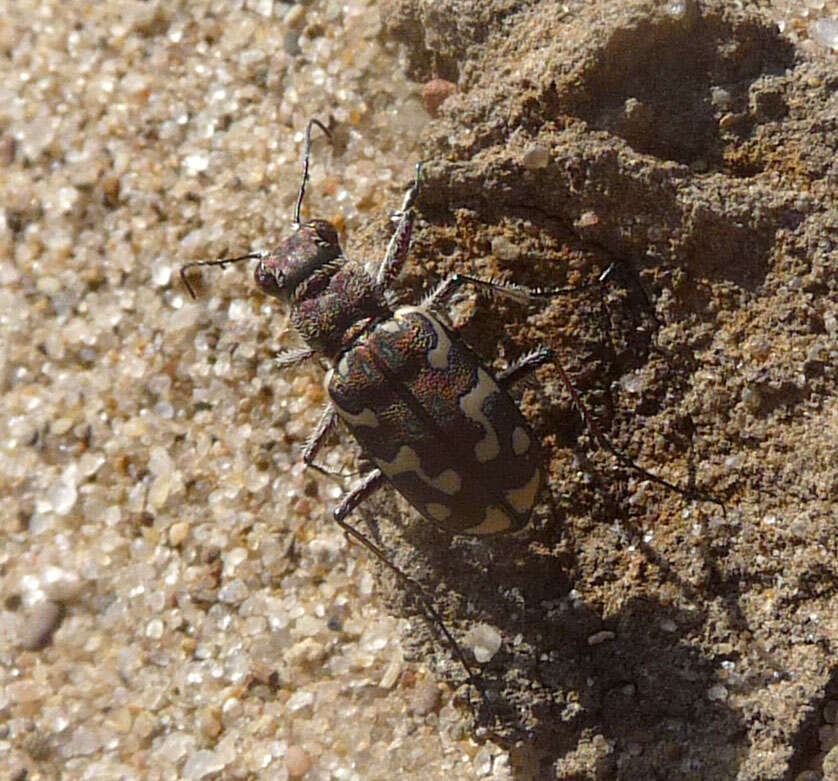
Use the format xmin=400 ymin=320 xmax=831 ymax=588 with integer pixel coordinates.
xmin=422 ymin=270 xmax=726 ymax=513
xmin=549 ymin=356 xmax=727 ymax=515
xmin=333 ymin=469 xmax=387 ymax=521
xmin=332 ymin=469 xmax=487 ymax=705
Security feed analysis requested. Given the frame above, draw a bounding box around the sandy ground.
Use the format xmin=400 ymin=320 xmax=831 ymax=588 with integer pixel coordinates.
xmin=1 ymin=1 xmax=836 ymax=779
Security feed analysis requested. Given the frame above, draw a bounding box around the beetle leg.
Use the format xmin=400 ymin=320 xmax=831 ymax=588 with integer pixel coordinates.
xmin=303 ymin=403 xmax=341 ymax=477
xmin=549 ymin=355 xmax=727 ymax=515
xmin=304 ymin=404 xmax=371 ymax=480
xmin=303 ymin=404 xmax=370 ymax=480
xmin=376 ymin=162 xmax=423 ymax=286
xmin=333 ymin=469 xmax=387 ymax=521
xmin=497 ymin=346 xmax=553 ymax=390
xmin=276 ymin=348 xmax=315 ymax=369
xmin=333 ymin=470 xmax=487 ymax=703
xmin=423 ymin=264 xmax=616 ymax=310
xmin=424 ymin=271 xmax=725 ymax=513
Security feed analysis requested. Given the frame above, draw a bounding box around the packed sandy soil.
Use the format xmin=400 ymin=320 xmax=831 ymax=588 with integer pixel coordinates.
xmin=1 ymin=1 xmax=835 ymax=779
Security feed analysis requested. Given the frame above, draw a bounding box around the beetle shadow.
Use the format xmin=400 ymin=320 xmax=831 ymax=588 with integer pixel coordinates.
xmin=359 ymin=487 xmax=765 ymax=779
xmin=344 ymin=205 xmax=775 ymax=775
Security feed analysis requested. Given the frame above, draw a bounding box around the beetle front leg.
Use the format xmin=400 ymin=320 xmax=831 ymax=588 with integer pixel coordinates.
xmin=376 ymin=162 xmax=422 ymax=286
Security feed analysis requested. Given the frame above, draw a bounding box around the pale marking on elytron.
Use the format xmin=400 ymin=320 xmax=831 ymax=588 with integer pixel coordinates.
xmin=336 ymin=404 xmax=380 ymax=428
xmin=463 ymin=505 xmax=512 ymax=535
xmin=394 ymin=306 xmax=453 ymax=370
xmin=426 ymin=502 xmax=452 ymax=522
xmin=458 ymin=368 xmax=501 ymax=463
xmin=505 ymin=468 xmax=541 ymax=514
xmin=512 ymin=426 xmax=530 ymax=456
xmin=378 ymin=318 xmax=401 ymax=333
xmin=374 ymin=445 xmax=463 ymax=496
xmin=337 ymin=353 xmax=351 ymax=377
xmin=433 ymin=468 xmax=462 ymax=495
xmin=326 ymin=368 xmax=380 ymax=428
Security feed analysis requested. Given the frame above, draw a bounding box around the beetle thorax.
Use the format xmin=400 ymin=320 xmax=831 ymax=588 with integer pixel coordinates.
xmin=291 ymin=260 xmax=389 ymax=358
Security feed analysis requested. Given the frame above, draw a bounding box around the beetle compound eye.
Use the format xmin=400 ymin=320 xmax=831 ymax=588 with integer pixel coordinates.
xmin=314 ymin=220 xmax=339 ymax=249
xmin=254 ymin=262 xmax=284 ymax=298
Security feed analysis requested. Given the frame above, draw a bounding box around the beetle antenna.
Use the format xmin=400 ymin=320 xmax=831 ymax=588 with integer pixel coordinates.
xmin=293 ymin=118 xmax=332 ymax=228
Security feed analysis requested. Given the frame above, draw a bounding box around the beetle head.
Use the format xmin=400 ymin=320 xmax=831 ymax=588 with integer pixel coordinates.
xmin=254 ymin=219 xmax=342 ymax=299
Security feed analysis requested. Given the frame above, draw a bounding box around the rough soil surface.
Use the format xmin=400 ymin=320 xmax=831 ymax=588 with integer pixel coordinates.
xmin=1 ymin=0 xmax=835 ymax=780
xmin=374 ymin=1 xmax=838 ymax=778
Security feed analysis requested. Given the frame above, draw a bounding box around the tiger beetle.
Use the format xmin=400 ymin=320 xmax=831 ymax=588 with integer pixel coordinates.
xmin=181 ymin=118 xmax=725 ymax=703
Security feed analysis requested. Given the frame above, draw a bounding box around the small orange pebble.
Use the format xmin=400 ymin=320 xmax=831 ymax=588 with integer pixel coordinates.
xmin=286 ymin=744 xmax=312 ymax=777
xmin=422 ymin=78 xmax=457 ymax=117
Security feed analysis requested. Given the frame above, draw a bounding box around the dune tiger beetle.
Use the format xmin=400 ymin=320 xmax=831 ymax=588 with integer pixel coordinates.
xmin=181 ymin=119 xmax=724 ymax=700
